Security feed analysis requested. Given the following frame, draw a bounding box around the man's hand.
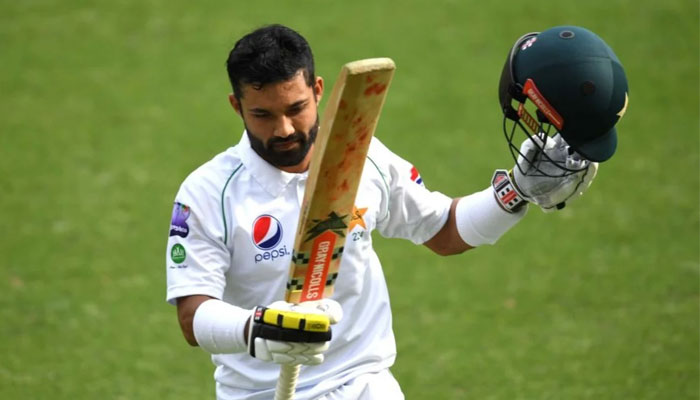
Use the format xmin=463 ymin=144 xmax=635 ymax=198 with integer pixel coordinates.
xmin=511 ymin=134 xmax=598 ymax=212
xmin=247 ymin=299 xmax=343 ymax=365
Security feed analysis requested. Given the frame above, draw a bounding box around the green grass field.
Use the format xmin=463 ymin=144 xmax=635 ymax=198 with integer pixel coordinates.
xmin=1 ymin=0 xmax=698 ymax=398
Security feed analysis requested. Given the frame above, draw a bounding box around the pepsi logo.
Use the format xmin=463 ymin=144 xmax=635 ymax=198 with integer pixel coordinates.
xmin=252 ymin=215 xmax=283 ymax=250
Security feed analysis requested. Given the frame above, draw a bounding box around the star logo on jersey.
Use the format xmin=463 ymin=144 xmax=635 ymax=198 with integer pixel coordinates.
xmin=410 ymin=166 xmax=423 ymax=185
xmin=169 ymin=202 xmax=190 ymax=238
xmin=304 ymin=212 xmax=348 ymax=242
xmin=252 ymin=215 xmax=284 ymax=250
xmin=348 ymin=206 xmax=367 ymax=231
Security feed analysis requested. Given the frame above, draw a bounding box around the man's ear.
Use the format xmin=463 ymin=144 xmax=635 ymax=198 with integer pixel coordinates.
xmin=228 ymin=94 xmax=242 ymax=116
xmin=314 ymin=77 xmax=324 ymax=104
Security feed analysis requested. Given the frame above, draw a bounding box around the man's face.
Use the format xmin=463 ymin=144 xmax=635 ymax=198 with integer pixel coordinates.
xmin=230 ymin=71 xmax=324 ymax=171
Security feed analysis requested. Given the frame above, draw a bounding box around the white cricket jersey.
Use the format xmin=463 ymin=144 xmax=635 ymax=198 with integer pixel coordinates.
xmin=166 ymin=132 xmax=452 ymax=400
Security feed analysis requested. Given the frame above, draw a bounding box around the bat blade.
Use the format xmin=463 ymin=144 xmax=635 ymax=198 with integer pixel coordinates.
xmin=285 ymin=58 xmax=396 ymax=304
xmin=276 ymin=58 xmax=395 ymax=400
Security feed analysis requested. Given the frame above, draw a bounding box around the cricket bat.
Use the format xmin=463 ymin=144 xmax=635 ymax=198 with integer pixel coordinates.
xmin=274 ymin=58 xmax=396 ymax=400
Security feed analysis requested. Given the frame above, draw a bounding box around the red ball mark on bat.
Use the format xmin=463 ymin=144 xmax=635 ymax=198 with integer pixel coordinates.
xmin=357 ymin=127 xmax=370 ymax=142
xmin=366 ymin=75 xmax=374 ymax=83
xmin=336 ymin=159 xmax=346 ymax=171
xmin=340 ymin=179 xmax=349 ymax=192
xmin=339 ymin=158 xmax=355 ymax=173
xmin=343 ymin=107 xmax=355 ymax=122
xmin=340 ymin=101 xmax=350 ymax=121
xmin=364 ymin=83 xmax=387 ymax=96
xmin=352 ymin=116 xmax=363 ymax=127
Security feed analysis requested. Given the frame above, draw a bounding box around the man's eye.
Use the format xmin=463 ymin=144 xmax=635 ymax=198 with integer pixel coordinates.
xmin=288 ymin=104 xmax=306 ymax=115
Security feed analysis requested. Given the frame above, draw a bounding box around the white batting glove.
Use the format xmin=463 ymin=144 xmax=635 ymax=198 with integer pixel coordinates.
xmin=247 ymin=299 xmax=342 ymax=365
xmin=511 ymin=134 xmax=598 ymax=212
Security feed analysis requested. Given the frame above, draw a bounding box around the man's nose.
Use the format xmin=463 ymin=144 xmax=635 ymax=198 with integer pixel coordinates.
xmin=273 ymin=116 xmax=295 ymax=138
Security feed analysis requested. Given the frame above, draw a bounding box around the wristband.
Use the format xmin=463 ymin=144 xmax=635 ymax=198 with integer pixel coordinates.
xmin=193 ymin=299 xmax=251 ymax=354
xmin=491 ymin=169 xmax=527 ymax=213
xmin=455 ymin=187 xmax=527 ymax=246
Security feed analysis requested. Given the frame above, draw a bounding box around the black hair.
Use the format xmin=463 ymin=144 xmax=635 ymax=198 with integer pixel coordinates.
xmin=226 ymin=24 xmax=315 ymax=99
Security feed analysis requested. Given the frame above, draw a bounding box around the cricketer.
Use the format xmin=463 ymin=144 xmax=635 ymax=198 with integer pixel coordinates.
xmin=165 ymin=24 xmax=629 ymax=399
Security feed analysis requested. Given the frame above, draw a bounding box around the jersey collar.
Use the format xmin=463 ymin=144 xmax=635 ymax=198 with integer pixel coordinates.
xmin=238 ymin=132 xmax=307 ymax=197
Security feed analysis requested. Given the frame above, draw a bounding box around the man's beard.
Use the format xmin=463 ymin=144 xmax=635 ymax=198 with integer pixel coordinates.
xmin=246 ymin=116 xmax=319 ymax=168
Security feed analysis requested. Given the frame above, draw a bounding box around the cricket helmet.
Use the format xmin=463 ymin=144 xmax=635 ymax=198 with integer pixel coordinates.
xmin=498 ymin=26 xmax=629 ymax=164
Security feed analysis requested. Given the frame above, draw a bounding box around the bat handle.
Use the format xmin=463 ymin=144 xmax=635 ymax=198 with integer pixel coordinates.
xmin=274 ymin=364 xmax=301 ymax=400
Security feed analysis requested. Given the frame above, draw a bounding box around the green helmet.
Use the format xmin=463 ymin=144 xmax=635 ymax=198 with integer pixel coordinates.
xmin=499 ymin=26 xmax=629 ymax=162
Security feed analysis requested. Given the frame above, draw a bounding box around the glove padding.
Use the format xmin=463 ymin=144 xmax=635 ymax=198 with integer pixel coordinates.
xmin=247 ymin=299 xmax=343 ymax=365
xmin=512 ymin=134 xmax=598 ymax=212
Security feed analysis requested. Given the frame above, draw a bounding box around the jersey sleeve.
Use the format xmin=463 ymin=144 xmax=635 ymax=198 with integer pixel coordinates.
xmin=371 ymin=139 xmax=453 ymax=244
xmin=165 ymin=173 xmax=231 ymax=305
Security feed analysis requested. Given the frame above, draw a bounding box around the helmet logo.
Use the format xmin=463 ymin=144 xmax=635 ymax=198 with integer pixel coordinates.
xmin=522 ymin=79 xmax=564 ymax=130
xmin=520 ymin=37 xmax=537 ymax=51
xmin=616 ymin=93 xmax=629 ymax=120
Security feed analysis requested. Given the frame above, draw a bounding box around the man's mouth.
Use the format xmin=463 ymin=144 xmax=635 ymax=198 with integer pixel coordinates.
xmin=271 ymin=140 xmax=300 ymax=151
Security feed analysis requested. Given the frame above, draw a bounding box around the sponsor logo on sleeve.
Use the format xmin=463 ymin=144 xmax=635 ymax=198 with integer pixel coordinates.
xmin=171 ymin=244 xmax=186 ymax=264
xmin=170 ymin=202 xmax=190 ymax=238
xmin=410 ymin=166 xmax=423 ymax=185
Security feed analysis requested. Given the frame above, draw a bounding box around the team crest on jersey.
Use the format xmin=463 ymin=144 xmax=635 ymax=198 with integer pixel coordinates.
xmin=252 ymin=215 xmax=283 ymax=250
xmin=170 ymin=202 xmax=190 ymax=238
xmin=349 ymin=206 xmax=367 ymax=231
xmin=410 ymin=166 xmax=423 ymax=185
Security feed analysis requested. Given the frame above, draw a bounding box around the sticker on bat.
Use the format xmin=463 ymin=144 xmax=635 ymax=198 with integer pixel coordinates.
xmin=304 ymin=211 xmax=348 ymax=242
xmin=301 ymin=231 xmax=337 ymax=301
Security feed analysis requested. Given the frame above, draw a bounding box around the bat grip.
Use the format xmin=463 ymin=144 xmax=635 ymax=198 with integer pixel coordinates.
xmin=275 ymin=364 xmax=301 ymax=400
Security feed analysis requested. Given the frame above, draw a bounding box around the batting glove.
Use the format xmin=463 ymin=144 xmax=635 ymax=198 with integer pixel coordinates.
xmin=494 ymin=134 xmax=598 ymax=213
xmin=514 ymin=134 xmax=598 ymax=212
xmin=247 ymin=299 xmax=343 ymax=365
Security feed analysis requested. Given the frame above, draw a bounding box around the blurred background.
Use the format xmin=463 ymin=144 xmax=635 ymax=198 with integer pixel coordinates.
xmin=1 ymin=0 xmax=697 ymax=398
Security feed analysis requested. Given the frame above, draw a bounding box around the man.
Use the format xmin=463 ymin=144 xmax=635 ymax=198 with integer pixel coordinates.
xmin=166 ymin=24 xmax=628 ymax=399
